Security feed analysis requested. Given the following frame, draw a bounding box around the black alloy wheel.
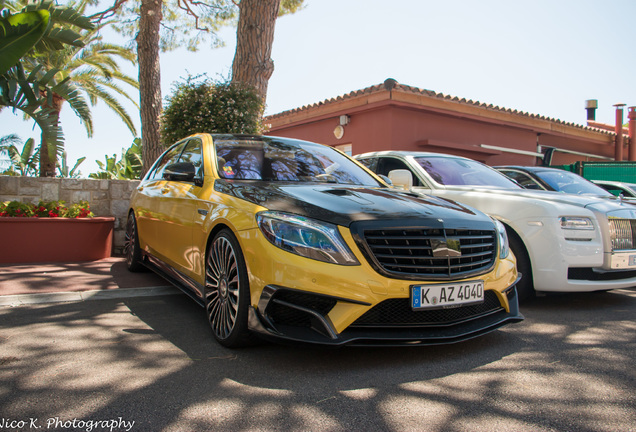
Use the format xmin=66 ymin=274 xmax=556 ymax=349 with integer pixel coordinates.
xmin=205 ymin=229 xmax=252 ymax=347
xmin=124 ymin=213 xmax=144 ymax=272
xmin=509 ymin=234 xmax=535 ymax=301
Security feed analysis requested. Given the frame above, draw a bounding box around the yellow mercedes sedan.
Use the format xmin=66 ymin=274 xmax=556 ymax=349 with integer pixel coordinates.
xmin=125 ymin=134 xmax=523 ymax=347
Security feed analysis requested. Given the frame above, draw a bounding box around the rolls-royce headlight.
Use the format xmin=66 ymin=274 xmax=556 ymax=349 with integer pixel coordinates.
xmin=560 ymin=216 xmax=594 ymax=230
xmin=257 ymin=211 xmax=360 ymax=265
xmin=492 ymin=218 xmax=510 ymax=259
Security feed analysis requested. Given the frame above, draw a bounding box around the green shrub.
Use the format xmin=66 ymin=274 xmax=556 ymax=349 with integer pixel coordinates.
xmin=161 ymin=76 xmax=264 ymax=146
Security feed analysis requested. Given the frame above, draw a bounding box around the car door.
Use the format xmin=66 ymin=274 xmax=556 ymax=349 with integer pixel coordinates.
xmin=154 ymin=138 xmax=205 ymax=275
xmin=134 ymin=142 xmax=186 ymax=260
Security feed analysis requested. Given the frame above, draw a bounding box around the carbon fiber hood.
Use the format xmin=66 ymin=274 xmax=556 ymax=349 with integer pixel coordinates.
xmin=215 ymin=180 xmax=494 ymax=228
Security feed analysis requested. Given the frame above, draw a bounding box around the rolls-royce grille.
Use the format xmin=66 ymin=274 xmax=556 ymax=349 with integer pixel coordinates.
xmin=608 ymin=218 xmax=636 ymax=251
xmin=351 ymin=290 xmax=502 ymax=327
xmin=362 ymin=227 xmax=497 ymax=278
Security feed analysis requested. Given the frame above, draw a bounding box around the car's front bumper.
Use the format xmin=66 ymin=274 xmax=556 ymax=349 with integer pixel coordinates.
xmin=247 ymin=281 xmax=523 ymax=347
xmin=240 ymin=222 xmax=522 ymax=346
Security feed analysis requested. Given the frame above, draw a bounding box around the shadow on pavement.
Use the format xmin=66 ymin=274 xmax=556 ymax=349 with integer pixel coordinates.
xmin=1 ymin=288 xmax=634 ymax=431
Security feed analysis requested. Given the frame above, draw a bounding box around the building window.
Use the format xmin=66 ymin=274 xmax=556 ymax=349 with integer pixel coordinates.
xmin=336 ymin=143 xmax=352 ymax=156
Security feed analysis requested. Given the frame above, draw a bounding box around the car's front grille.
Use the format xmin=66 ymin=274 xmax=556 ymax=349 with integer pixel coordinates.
xmin=350 ymin=290 xmax=503 ymax=327
xmin=608 ymin=218 xmax=636 ymax=250
xmin=359 ymin=227 xmax=497 ymax=279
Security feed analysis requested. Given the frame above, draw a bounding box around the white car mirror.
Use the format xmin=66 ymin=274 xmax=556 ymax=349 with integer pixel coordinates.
xmin=388 ymin=169 xmax=413 ymax=190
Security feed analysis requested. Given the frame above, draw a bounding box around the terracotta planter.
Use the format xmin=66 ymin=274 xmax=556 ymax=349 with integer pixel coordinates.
xmin=0 ymin=217 xmax=115 ymax=264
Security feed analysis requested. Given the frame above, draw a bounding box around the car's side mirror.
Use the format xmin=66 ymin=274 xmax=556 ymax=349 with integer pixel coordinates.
xmin=378 ymin=174 xmax=392 ymax=186
xmin=164 ymin=162 xmax=196 ymax=182
xmin=388 ymin=169 xmax=413 ymax=190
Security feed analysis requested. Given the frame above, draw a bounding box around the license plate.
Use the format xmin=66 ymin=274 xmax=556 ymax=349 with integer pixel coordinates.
xmin=629 ymin=255 xmax=636 ymax=266
xmin=411 ymin=280 xmax=484 ymax=310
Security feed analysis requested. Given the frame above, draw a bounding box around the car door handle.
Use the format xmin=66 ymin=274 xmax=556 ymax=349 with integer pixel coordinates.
xmin=161 ymin=187 xmax=169 ymax=194
xmin=197 ymin=209 xmax=208 ymax=216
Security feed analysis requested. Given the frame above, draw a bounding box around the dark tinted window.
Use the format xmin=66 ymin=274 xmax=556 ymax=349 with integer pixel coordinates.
xmin=357 ymin=157 xmax=377 ymax=171
xmin=214 ymin=137 xmax=381 ymax=186
xmin=414 ymin=156 xmax=519 ymax=188
xmin=376 ymin=158 xmax=421 ymax=186
xmin=179 ymin=139 xmax=204 ymax=178
xmin=148 ymin=142 xmax=185 ymax=180
xmin=499 ymin=170 xmax=544 ymax=190
xmin=533 ymin=170 xmax=613 ymax=196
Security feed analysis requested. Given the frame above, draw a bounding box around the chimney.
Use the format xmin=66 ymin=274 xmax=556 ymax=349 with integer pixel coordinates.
xmin=615 ymin=104 xmax=626 ymax=161
xmin=629 ymin=107 xmax=636 ymax=161
xmin=585 ymin=99 xmax=598 ymax=121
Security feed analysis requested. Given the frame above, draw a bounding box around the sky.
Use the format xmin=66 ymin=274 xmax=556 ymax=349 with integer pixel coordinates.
xmin=1 ymin=0 xmax=635 ymax=176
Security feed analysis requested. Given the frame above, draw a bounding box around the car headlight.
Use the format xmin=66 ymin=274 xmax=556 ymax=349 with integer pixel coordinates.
xmin=492 ymin=218 xmax=510 ymax=259
xmin=560 ymin=216 xmax=594 ymax=230
xmin=256 ymin=211 xmax=360 ymax=265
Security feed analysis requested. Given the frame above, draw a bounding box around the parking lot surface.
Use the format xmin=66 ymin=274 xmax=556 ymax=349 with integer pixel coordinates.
xmin=1 ymin=267 xmax=635 ymax=431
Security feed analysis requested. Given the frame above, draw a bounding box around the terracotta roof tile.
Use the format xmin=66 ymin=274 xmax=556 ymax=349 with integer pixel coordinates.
xmin=266 ymin=79 xmax=613 ymax=135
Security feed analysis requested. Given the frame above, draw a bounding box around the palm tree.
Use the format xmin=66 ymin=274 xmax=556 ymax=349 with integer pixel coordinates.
xmin=1 ymin=1 xmax=92 ymax=167
xmin=16 ymin=0 xmax=139 ymax=176
xmin=25 ymin=32 xmax=140 ymax=176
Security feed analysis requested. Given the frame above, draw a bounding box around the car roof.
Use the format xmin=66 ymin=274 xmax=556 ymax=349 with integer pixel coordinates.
xmin=495 ymin=165 xmax=565 ymax=174
xmin=593 ymin=179 xmax=636 ymax=185
xmin=355 ymin=150 xmax=473 ymax=161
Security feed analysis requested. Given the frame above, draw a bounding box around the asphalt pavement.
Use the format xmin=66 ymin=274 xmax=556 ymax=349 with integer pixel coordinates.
xmin=1 ymin=259 xmax=635 ymax=431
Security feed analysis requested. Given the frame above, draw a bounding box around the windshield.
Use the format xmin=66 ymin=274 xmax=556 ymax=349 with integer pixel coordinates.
xmin=214 ymin=136 xmax=382 ymax=186
xmin=414 ymin=156 xmax=521 ymax=188
xmin=534 ymin=170 xmax=614 ymax=196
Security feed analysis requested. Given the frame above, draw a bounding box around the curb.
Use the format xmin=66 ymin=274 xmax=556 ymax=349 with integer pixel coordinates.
xmin=0 ymin=285 xmax=180 ymax=307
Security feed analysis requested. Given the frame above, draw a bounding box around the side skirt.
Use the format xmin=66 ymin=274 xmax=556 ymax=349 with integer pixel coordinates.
xmin=142 ymin=253 xmax=205 ymax=307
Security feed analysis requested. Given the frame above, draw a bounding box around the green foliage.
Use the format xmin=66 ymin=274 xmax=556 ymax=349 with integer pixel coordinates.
xmin=280 ymin=0 xmax=306 ymax=16
xmin=57 ymin=150 xmax=84 ymax=178
xmin=0 ymin=62 xmax=68 ymax=154
xmin=0 ymin=199 xmax=93 ymax=217
xmin=62 ymin=200 xmax=93 ymax=218
xmin=0 ymin=135 xmax=38 ymax=176
xmin=17 ymin=0 xmax=92 ymax=51
xmin=0 ymin=9 xmax=50 ymax=74
xmin=1 ymin=135 xmax=84 ymax=177
xmin=161 ymin=76 xmax=264 ymax=145
xmin=107 ymin=0 xmax=236 ymax=53
xmin=98 ymin=0 xmax=304 ymax=54
xmin=89 ymin=138 xmax=143 ymax=180
xmin=21 ymin=14 xmax=140 ymax=139
xmin=0 ymin=199 xmax=33 ymax=216
xmin=5 ymin=0 xmax=138 ymax=176
xmin=0 ymin=0 xmax=94 ymax=168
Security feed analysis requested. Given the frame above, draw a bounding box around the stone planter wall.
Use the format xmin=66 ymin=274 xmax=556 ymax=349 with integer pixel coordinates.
xmin=0 ymin=177 xmax=139 ymax=256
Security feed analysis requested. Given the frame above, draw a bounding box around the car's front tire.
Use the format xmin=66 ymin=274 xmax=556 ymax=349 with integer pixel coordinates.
xmin=124 ymin=213 xmax=144 ymax=272
xmin=509 ymin=234 xmax=534 ymax=301
xmin=205 ymin=229 xmax=252 ymax=348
